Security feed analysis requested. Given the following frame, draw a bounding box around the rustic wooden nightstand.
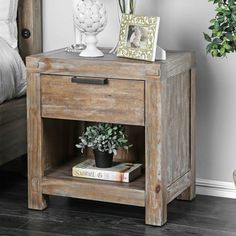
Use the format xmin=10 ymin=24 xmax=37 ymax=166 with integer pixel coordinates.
xmin=26 ymin=49 xmax=196 ymax=226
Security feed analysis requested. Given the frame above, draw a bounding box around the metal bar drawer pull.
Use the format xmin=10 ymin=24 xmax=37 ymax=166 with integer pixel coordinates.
xmin=71 ymin=77 xmax=108 ymax=85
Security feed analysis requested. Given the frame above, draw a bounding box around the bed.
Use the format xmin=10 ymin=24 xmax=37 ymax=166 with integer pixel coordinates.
xmin=0 ymin=0 xmax=42 ymax=166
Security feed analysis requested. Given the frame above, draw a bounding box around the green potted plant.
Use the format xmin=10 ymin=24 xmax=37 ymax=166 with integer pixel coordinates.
xmin=76 ymin=123 xmax=132 ymax=168
xmin=204 ymin=0 xmax=236 ymax=185
xmin=204 ymin=0 xmax=236 ymax=57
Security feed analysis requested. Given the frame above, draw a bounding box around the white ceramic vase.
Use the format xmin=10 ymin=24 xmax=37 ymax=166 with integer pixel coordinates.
xmin=74 ymin=0 xmax=107 ymax=57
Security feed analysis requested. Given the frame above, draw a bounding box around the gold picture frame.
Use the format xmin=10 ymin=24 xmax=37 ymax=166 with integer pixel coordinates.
xmin=117 ymin=14 xmax=160 ymax=62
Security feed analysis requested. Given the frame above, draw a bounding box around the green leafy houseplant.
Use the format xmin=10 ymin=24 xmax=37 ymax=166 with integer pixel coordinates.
xmin=204 ymin=0 xmax=236 ymax=57
xmin=76 ymin=123 xmax=132 ymax=167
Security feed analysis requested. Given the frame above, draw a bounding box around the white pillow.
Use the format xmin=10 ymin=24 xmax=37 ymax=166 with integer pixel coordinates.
xmin=0 ymin=0 xmax=19 ymax=49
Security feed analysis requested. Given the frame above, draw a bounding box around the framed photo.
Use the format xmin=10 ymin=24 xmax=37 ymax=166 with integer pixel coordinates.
xmin=117 ymin=14 xmax=160 ymax=62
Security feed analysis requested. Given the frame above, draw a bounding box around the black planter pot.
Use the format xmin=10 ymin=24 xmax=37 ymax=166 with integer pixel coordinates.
xmin=94 ymin=150 xmax=113 ymax=168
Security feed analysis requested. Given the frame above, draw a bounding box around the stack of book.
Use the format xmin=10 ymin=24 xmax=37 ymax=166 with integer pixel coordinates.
xmin=72 ymin=159 xmax=142 ymax=183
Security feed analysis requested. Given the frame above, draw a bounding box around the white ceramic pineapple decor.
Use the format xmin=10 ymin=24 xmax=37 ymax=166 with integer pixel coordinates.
xmin=74 ymin=0 xmax=107 ymax=57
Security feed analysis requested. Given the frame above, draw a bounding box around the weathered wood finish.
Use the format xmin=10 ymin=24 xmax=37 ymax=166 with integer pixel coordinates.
xmin=27 ymin=73 xmax=47 ymax=210
xmin=0 ymin=0 xmax=42 ymax=166
xmin=43 ymin=159 xmax=145 ymax=207
xmin=41 ymin=75 xmax=145 ymax=126
xmin=18 ymin=0 xmax=42 ymax=60
xmin=27 ymin=49 xmax=196 ymax=226
xmin=0 ymin=99 xmax=26 ymax=165
xmin=26 ymin=49 xmax=160 ymax=80
xmin=42 ymin=119 xmax=76 ymax=172
xmin=167 ymin=171 xmax=192 ymax=203
xmin=162 ymin=71 xmax=191 ymax=186
xmin=145 ymin=77 xmax=167 ymax=226
xmin=178 ymin=67 xmax=197 ymax=201
xmin=114 ymin=126 xmax=145 ymax=164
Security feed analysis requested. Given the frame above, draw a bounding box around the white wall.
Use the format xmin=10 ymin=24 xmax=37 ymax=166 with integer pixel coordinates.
xmin=43 ymin=0 xmax=236 ymax=184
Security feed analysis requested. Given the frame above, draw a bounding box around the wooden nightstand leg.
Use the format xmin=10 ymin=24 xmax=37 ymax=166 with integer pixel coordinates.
xmin=145 ymin=181 xmax=167 ymax=226
xmin=27 ymin=73 xmax=47 ymax=210
xmin=28 ymin=178 xmax=47 ymax=210
xmin=145 ymin=79 xmax=167 ymax=226
xmin=178 ymin=68 xmax=196 ymax=201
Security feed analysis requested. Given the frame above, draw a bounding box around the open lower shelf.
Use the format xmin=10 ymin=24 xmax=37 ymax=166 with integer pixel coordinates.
xmin=42 ymin=159 xmax=145 ymax=207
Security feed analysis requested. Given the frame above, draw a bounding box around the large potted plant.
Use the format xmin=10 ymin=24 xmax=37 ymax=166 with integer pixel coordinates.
xmin=76 ymin=123 xmax=132 ymax=168
xmin=204 ymin=0 xmax=236 ymax=185
xmin=204 ymin=0 xmax=236 ymax=57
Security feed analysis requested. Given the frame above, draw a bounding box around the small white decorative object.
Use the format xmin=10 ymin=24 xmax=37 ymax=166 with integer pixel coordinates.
xmin=66 ymin=0 xmax=87 ymax=53
xmin=156 ymin=45 xmax=166 ymax=61
xmin=74 ymin=0 xmax=107 ymax=57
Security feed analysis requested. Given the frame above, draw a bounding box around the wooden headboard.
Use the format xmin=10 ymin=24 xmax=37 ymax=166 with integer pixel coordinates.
xmin=17 ymin=0 xmax=42 ymax=60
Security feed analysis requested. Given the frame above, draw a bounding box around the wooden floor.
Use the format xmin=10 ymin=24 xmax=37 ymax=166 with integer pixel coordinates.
xmin=1 ymin=162 xmax=236 ymax=235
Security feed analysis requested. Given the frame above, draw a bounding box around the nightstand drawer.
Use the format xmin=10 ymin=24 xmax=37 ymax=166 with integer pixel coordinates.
xmin=41 ymin=75 xmax=145 ymax=126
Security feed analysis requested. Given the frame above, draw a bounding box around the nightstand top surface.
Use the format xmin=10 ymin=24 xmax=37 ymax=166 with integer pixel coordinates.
xmin=28 ymin=48 xmax=194 ymax=64
xmin=26 ymin=48 xmax=195 ymax=79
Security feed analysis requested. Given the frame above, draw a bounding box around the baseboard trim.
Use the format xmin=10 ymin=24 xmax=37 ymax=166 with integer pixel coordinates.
xmin=196 ymin=178 xmax=236 ymax=199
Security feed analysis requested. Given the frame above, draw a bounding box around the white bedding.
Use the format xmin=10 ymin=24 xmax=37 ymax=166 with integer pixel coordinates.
xmin=0 ymin=0 xmax=19 ymax=49
xmin=0 ymin=37 xmax=26 ymax=104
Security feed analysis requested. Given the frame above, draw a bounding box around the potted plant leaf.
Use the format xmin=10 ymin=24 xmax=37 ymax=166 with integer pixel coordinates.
xmin=76 ymin=123 xmax=132 ymax=168
xmin=204 ymin=0 xmax=236 ymax=57
xmin=110 ymin=0 xmax=136 ymax=54
xmin=118 ymin=0 xmax=136 ymax=14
